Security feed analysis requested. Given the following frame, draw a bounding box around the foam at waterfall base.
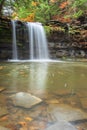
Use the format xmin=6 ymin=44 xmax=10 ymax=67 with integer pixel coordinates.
xmin=8 ymin=59 xmax=65 ymax=63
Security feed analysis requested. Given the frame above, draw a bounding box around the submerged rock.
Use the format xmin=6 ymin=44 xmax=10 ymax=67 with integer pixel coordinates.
xmin=0 ymin=106 xmax=8 ymax=117
xmin=0 ymin=126 xmax=10 ymax=130
xmin=80 ymin=97 xmax=87 ymax=109
xmin=48 ymin=104 xmax=87 ymax=122
xmin=45 ymin=121 xmax=77 ymax=130
xmin=0 ymin=94 xmax=7 ymax=105
xmin=11 ymin=92 xmax=42 ymax=109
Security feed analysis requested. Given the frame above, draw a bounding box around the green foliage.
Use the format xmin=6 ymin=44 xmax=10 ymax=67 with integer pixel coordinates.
xmin=12 ymin=0 xmax=60 ymax=24
xmin=44 ymin=25 xmax=65 ymax=35
xmin=1 ymin=0 xmax=87 ymax=24
xmin=13 ymin=0 xmax=35 ymax=18
xmin=71 ymin=0 xmax=87 ymax=19
xmin=72 ymin=0 xmax=87 ymax=8
xmin=72 ymin=10 xmax=83 ymax=19
xmin=44 ymin=25 xmax=51 ymax=35
xmin=35 ymin=1 xmax=60 ymax=24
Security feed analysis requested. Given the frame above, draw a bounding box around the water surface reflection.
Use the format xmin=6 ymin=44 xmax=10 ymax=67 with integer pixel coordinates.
xmin=0 ymin=61 xmax=87 ymax=96
xmin=0 ymin=61 xmax=87 ymax=129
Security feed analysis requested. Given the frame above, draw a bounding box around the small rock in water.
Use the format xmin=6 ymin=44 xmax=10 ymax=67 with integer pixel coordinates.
xmin=11 ymin=92 xmax=42 ymax=109
xmin=45 ymin=121 xmax=77 ymax=130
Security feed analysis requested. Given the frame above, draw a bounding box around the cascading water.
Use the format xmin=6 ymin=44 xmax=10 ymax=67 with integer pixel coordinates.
xmin=11 ymin=20 xmax=49 ymax=61
xmin=27 ymin=22 xmax=49 ymax=60
xmin=11 ymin=20 xmax=18 ymax=60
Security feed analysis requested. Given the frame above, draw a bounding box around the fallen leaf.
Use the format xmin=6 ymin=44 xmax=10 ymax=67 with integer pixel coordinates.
xmin=0 ymin=115 xmax=8 ymax=121
xmin=59 ymin=1 xmax=69 ymax=9
xmin=24 ymin=117 xmax=33 ymax=121
xmin=29 ymin=126 xmax=39 ymax=130
xmin=19 ymin=121 xmax=27 ymax=127
xmin=0 ymin=66 xmax=4 ymax=70
xmin=0 ymin=87 xmax=6 ymax=92
xmin=76 ymin=126 xmax=84 ymax=130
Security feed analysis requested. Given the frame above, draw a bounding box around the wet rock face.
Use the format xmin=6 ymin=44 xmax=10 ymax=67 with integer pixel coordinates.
xmin=45 ymin=121 xmax=77 ymax=130
xmin=11 ymin=92 xmax=42 ymax=109
xmin=48 ymin=22 xmax=87 ymax=59
xmin=0 ymin=17 xmax=87 ymax=60
xmin=48 ymin=42 xmax=87 ymax=59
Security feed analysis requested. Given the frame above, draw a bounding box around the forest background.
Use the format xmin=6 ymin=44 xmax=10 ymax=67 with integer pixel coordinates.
xmin=0 ymin=0 xmax=87 ymax=24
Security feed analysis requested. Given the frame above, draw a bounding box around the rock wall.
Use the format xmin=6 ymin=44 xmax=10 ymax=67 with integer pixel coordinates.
xmin=0 ymin=18 xmax=12 ymax=60
xmin=47 ymin=21 xmax=87 ymax=59
xmin=0 ymin=18 xmax=29 ymax=60
xmin=0 ymin=17 xmax=87 ymax=60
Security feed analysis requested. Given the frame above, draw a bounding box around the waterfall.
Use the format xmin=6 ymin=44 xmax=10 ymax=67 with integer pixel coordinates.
xmin=27 ymin=22 xmax=49 ymax=60
xmin=11 ymin=20 xmax=18 ymax=60
xmin=11 ymin=20 xmax=49 ymax=60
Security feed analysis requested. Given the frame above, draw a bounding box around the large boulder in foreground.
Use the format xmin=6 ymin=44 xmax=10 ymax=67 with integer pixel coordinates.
xmin=11 ymin=92 xmax=42 ymax=109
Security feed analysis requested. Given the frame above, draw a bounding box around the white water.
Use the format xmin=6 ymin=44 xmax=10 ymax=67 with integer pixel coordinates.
xmin=8 ymin=59 xmax=65 ymax=63
xmin=11 ymin=20 xmax=18 ymax=60
xmin=11 ymin=21 xmax=49 ymax=61
xmin=27 ymin=22 xmax=49 ymax=60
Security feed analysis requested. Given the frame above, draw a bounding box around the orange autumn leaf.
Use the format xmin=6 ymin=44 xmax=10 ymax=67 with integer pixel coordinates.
xmin=50 ymin=0 xmax=56 ymax=3
xmin=59 ymin=1 xmax=69 ymax=9
xmin=19 ymin=121 xmax=27 ymax=127
xmin=24 ymin=117 xmax=33 ymax=121
xmin=52 ymin=15 xmax=71 ymax=23
xmin=32 ymin=1 xmax=38 ymax=6
xmin=0 ymin=66 xmax=4 ymax=70
xmin=12 ymin=12 xmax=18 ymax=20
xmin=21 ymin=13 xmax=35 ymax=22
xmin=60 ymin=17 xmax=71 ymax=22
xmin=0 ymin=115 xmax=8 ymax=121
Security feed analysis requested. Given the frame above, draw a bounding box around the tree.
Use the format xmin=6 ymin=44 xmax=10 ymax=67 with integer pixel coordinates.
xmin=1 ymin=0 xmax=87 ymax=24
xmin=13 ymin=0 xmax=61 ymax=24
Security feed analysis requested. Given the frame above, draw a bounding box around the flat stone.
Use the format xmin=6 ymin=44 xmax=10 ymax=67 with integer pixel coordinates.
xmin=48 ymin=104 xmax=87 ymax=122
xmin=0 ymin=126 xmax=11 ymax=130
xmin=77 ymin=91 xmax=87 ymax=98
xmin=0 ymin=106 xmax=8 ymax=117
xmin=11 ymin=92 xmax=42 ymax=109
xmin=45 ymin=121 xmax=77 ymax=130
xmin=4 ymin=90 xmax=17 ymax=94
xmin=80 ymin=98 xmax=87 ymax=109
xmin=65 ymin=96 xmax=81 ymax=107
xmin=54 ymin=89 xmax=71 ymax=96
xmin=47 ymin=99 xmax=60 ymax=104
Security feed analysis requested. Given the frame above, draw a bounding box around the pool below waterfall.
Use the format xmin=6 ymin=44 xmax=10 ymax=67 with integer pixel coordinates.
xmin=0 ymin=61 xmax=87 ymax=130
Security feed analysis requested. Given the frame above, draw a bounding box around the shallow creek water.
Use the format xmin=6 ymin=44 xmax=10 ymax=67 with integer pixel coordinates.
xmin=0 ymin=61 xmax=87 ymax=130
